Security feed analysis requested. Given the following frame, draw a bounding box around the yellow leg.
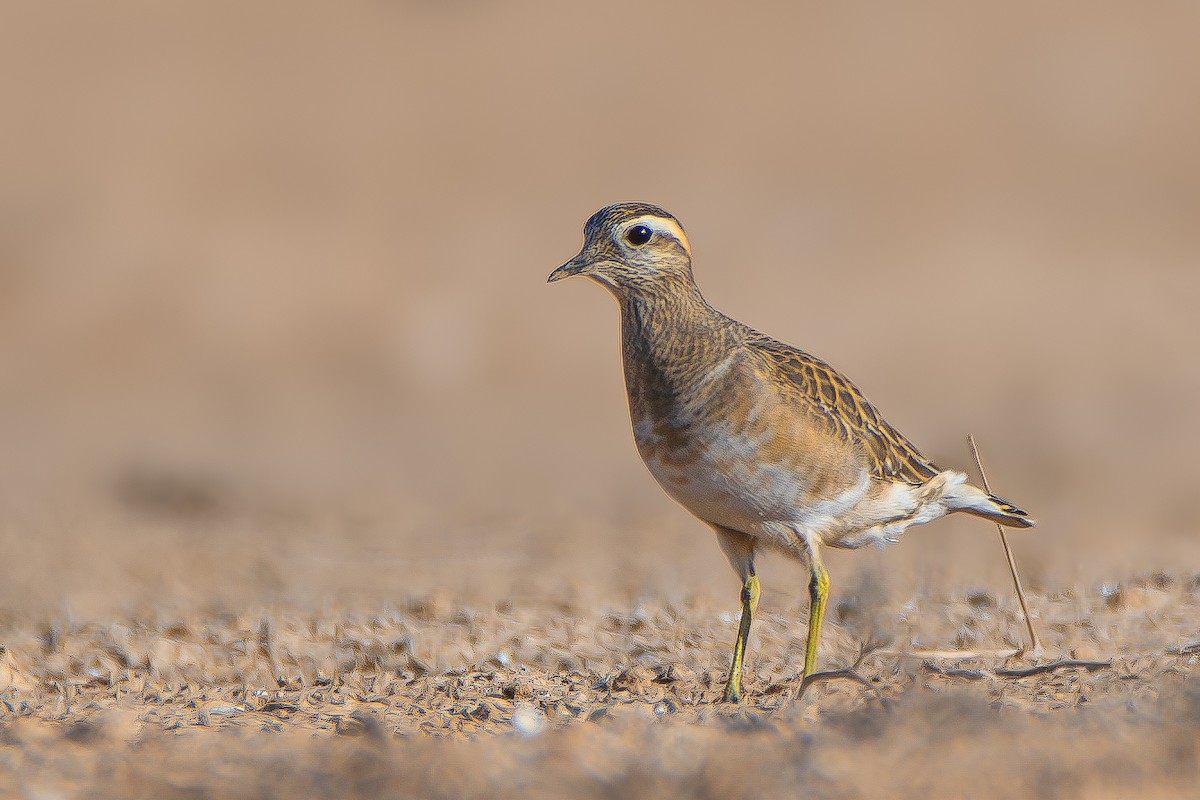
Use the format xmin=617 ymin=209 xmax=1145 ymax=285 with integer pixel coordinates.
xmin=804 ymin=561 xmax=830 ymax=678
xmin=722 ymin=572 xmax=761 ymax=703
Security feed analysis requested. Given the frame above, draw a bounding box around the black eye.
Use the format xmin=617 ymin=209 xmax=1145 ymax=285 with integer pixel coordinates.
xmin=625 ymin=225 xmax=653 ymax=246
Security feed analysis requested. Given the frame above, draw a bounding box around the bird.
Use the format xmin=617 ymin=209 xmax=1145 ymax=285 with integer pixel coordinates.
xmin=547 ymin=202 xmax=1036 ymax=703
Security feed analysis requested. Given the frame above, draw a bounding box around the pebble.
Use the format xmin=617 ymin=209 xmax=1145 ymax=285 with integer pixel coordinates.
xmin=511 ymin=704 xmax=546 ymax=736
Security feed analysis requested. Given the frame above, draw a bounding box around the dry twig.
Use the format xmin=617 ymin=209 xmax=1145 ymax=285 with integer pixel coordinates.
xmin=923 ymin=659 xmax=1113 ymax=680
xmin=968 ymin=434 xmax=1043 ymax=654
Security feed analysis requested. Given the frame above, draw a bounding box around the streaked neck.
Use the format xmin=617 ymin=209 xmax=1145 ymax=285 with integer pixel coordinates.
xmin=617 ymin=279 xmax=732 ymax=385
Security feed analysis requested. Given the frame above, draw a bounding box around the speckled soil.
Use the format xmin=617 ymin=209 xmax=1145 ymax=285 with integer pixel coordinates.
xmin=4 ymin=571 xmax=1200 ymax=798
xmin=3 ymin=1 xmax=1200 ymax=797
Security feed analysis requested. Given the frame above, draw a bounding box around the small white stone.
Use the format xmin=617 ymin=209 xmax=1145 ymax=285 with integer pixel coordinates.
xmin=511 ymin=704 xmax=546 ymax=736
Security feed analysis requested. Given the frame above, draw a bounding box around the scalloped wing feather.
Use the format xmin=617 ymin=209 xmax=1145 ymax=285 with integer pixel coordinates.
xmin=748 ymin=334 xmax=940 ymax=486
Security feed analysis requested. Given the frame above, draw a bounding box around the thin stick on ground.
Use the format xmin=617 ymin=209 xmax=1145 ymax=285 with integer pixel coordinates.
xmin=923 ymin=658 xmax=1111 ymax=680
xmin=967 ymin=434 xmax=1043 ymax=655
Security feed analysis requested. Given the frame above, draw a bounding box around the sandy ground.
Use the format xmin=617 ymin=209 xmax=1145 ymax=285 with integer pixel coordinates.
xmin=2 ymin=1 xmax=1200 ymax=797
xmin=2 ymin=578 xmax=1199 ymax=798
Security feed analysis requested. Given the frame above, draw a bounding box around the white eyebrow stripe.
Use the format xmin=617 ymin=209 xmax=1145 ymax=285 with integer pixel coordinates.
xmin=628 ymin=215 xmax=691 ymax=254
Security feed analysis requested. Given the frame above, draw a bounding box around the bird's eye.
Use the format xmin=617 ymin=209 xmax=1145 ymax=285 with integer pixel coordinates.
xmin=625 ymin=225 xmax=653 ymax=246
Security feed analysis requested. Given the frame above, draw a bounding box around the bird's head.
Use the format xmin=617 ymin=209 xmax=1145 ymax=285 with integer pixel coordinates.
xmin=548 ymin=203 xmax=693 ymax=295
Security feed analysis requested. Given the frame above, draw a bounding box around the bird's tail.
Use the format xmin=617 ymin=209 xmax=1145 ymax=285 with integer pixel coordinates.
xmin=944 ymin=481 xmax=1036 ymax=528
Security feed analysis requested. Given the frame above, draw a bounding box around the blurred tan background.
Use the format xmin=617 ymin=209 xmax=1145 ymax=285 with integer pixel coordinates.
xmin=1 ymin=0 xmax=1197 ymax=626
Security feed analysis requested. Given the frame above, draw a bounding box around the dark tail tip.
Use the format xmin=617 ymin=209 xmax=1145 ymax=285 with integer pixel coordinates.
xmin=989 ymin=494 xmax=1036 ymax=528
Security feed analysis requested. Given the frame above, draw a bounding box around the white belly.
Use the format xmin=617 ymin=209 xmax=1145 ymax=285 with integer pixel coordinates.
xmin=635 ymin=417 xmax=871 ymax=540
xmin=633 ymin=414 xmax=956 ymax=555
